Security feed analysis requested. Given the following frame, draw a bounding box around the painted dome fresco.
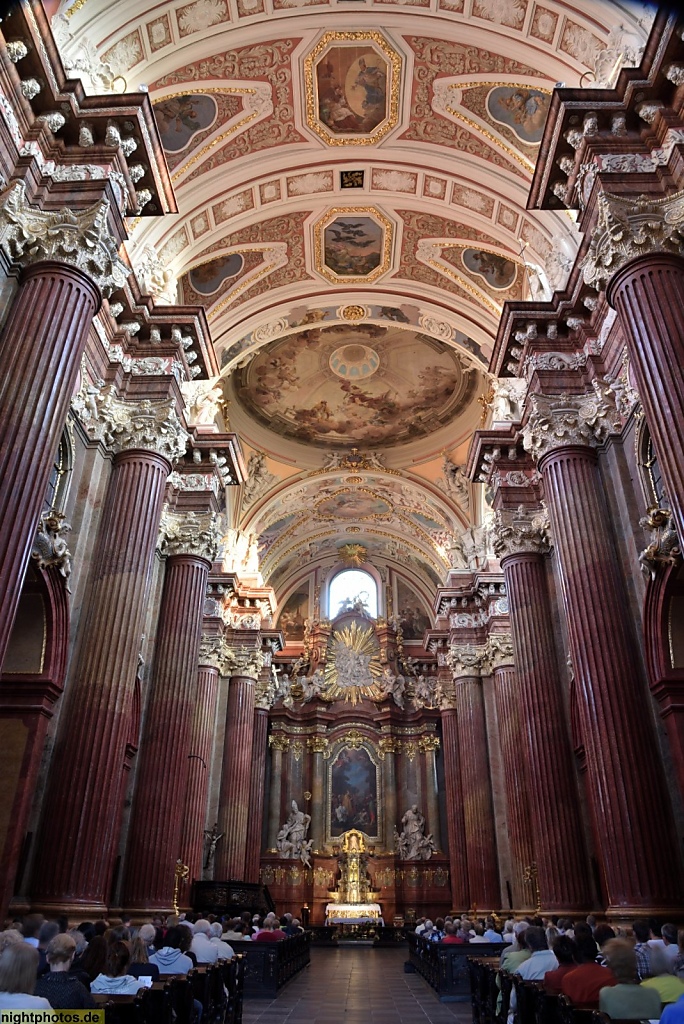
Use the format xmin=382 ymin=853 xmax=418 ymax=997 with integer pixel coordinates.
xmin=232 ymin=326 xmax=476 ymax=449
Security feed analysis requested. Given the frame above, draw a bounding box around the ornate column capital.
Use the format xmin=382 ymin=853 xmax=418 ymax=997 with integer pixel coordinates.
xmin=224 ymin=644 xmax=263 ymax=681
xmin=198 ymin=634 xmax=224 ymax=670
xmin=494 ymin=505 xmax=551 ymax=559
xmin=522 ymin=386 xmax=621 ymax=463
xmin=446 ymin=643 xmax=487 ymax=679
xmin=159 ymin=509 xmax=221 ymax=562
xmin=74 ymin=383 xmax=189 ymax=462
xmin=583 ymin=189 xmax=684 ymax=291
xmin=307 ymin=736 xmax=330 ymax=754
xmin=268 ymin=733 xmax=290 ymax=752
xmin=486 ymin=633 xmax=515 ymax=672
xmin=418 ymin=735 xmax=440 ymax=754
xmin=377 ymin=736 xmax=399 ymax=759
xmin=0 ymin=182 xmax=128 ymax=297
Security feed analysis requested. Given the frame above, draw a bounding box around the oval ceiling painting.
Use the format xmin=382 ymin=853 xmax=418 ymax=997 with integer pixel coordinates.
xmin=232 ymin=325 xmax=470 ymax=449
xmin=486 ymin=86 xmax=550 ymax=145
xmin=154 ymin=94 xmax=218 ymax=153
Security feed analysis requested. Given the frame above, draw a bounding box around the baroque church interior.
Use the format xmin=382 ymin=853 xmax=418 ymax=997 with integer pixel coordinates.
xmin=2 ymin=0 xmax=684 ymax=951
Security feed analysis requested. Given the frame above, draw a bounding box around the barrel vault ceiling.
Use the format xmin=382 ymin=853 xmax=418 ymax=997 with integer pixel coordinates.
xmin=53 ymin=0 xmax=655 ymax=631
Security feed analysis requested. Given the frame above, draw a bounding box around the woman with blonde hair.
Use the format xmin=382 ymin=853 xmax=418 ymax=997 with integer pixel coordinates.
xmin=0 ymin=943 xmax=52 ymax=1009
xmin=128 ymin=930 xmax=160 ymax=982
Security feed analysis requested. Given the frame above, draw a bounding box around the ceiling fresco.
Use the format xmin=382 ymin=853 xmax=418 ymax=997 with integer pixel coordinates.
xmin=233 ymin=325 xmax=476 ymax=449
xmin=53 ymin=0 xmax=655 ymax=623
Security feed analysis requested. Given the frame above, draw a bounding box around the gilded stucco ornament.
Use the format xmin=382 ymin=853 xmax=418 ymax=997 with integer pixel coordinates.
xmin=198 ymin=634 xmax=225 ymax=670
xmin=159 ymin=509 xmax=221 ymax=562
xmin=493 ymin=504 xmax=551 ymax=559
xmin=522 ymin=384 xmax=622 ymax=462
xmin=638 ymin=507 xmax=681 ymax=579
xmin=31 ymin=512 xmax=73 ymax=589
xmin=583 ymin=189 xmax=684 ymax=291
xmin=0 ymin=183 xmax=129 ymax=297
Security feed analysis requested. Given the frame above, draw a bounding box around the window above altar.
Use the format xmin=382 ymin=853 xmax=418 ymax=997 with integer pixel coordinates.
xmin=328 ymin=569 xmax=378 ymax=620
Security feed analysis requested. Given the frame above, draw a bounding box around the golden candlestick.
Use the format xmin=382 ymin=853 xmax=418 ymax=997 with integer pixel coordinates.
xmin=523 ymin=862 xmax=542 ymax=915
xmin=173 ymin=859 xmax=189 ymax=916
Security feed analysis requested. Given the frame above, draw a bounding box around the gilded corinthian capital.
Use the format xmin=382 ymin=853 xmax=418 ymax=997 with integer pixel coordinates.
xmin=493 ymin=505 xmax=551 ymax=559
xmin=0 ymin=182 xmax=129 ymax=297
xmin=522 ymin=385 xmax=621 ymax=463
xmin=224 ymin=645 xmax=263 ymax=681
xmin=198 ymin=634 xmax=225 ymax=670
xmin=583 ymin=189 xmax=684 ymax=291
xmin=77 ymin=384 xmax=189 ymax=461
xmin=486 ymin=634 xmax=515 ymax=672
xmin=159 ymin=509 xmax=221 ymax=562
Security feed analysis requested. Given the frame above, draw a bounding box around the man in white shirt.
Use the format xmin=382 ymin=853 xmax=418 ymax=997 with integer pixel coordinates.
xmin=209 ymin=922 xmax=234 ymax=960
xmin=191 ymin=919 xmax=219 ymax=963
xmin=653 ymin=923 xmax=680 ymax=964
xmin=509 ymin=926 xmax=558 ymax=1017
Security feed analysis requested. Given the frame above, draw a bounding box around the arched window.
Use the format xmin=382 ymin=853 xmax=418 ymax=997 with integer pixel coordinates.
xmin=43 ymin=427 xmax=73 ymax=515
xmin=637 ymin=421 xmax=668 ymax=509
xmin=328 ymin=569 xmax=378 ymax=619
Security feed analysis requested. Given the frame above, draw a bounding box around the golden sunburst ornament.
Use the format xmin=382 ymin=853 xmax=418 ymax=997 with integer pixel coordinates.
xmin=322 ymin=622 xmax=384 ymax=705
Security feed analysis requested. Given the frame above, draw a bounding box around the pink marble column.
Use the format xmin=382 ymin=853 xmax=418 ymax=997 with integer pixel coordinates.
xmin=244 ymin=707 xmax=269 ymax=883
xmin=31 ymin=403 xmax=186 ymax=916
xmin=180 ymin=638 xmax=222 ymax=886
xmin=440 ymin=707 xmax=469 ymax=911
xmin=215 ymin=651 xmax=262 ymax=880
xmin=452 ymin=665 xmax=500 ymax=912
xmin=123 ymin=515 xmax=217 ymax=913
xmin=525 ymin=399 xmax=684 ymax=913
xmin=607 ymin=252 xmax=684 ymax=537
xmin=0 ymin=262 xmax=99 ymax=670
xmin=495 ymin=516 xmax=591 ymax=912
xmin=491 ymin=660 xmax=537 ymax=911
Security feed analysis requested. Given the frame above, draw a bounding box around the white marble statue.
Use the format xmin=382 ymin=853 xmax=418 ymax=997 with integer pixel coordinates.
xmin=395 ymin=805 xmax=436 ymax=861
xmin=300 ymin=667 xmax=326 ymax=703
xmin=380 ymin=667 xmax=406 ymax=709
xmin=277 ymin=800 xmax=312 ymax=865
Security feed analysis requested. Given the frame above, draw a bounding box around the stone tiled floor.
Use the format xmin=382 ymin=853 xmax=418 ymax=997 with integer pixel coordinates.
xmin=242 ymin=947 xmax=473 ymax=1024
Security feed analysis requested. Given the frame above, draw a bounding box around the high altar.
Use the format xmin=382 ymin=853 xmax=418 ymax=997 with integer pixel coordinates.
xmin=256 ymin=602 xmax=462 ymax=925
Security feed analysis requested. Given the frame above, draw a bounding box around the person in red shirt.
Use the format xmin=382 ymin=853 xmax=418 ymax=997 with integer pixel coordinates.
xmin=561 ymin=936 xmax=617 ymax=1008
xmin=253 ymin=919 xmax=287 ymax=942
xmin=441 ymin=923 xmax=465 ymax=945
xmin=545 ymin=936 xmax=579 ymax=994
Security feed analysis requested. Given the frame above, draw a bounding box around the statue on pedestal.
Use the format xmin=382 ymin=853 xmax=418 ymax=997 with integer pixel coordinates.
xmin=276 ymin=800 xmax=312 ymax=866
xmin=394 ymin=805 xmax=436 ymax=861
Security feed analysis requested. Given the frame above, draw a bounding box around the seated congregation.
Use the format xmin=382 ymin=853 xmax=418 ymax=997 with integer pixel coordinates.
xmin=0 ymin=910 xmax=303 ymax=1012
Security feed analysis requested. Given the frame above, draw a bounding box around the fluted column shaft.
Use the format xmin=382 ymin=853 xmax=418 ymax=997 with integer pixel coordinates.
xmin=440 ymin=708 xmax=469 ymax=911
xmin=32 ymin=449 xmax=171 ymax=914
xmin=245 ymin=709 xmax=269 ymax=882
xmin=181 ymin=663 xmax=220 ymax=884
xmin=608 ymin=254 xmax=684 ymax=536
xmin=123 ymin=554 xmax=211 ymax=911
xmin=383 ymin=749 xmax=397 ymax=852
xmin=215 ymin=676 xmax=256 ymax=879
xmin=423 ymin=745 xmax=441 ymax=850
xmin=540 ymin=445 xmax=684 ymax=911
xmin=454 ymin=676 xmax=500 ymax=911
xmin=501 ymin=553 xmax=591 ymax=911
xmin=267 ymin=741 xmax=285 ymax=851
xmin=0 ymin=262 xmax=99 ymax=669
xmin=309 ymin=745 xmax=327 ymax=852
xmin=492 ymin=665 xmax=536 ymax=911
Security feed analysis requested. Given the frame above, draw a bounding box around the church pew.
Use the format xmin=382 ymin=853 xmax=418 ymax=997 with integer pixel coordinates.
xmin=407 ymin=933 xmax=506 ymax=1001
xmin=228 ymin=933 xmax=310 ymax=998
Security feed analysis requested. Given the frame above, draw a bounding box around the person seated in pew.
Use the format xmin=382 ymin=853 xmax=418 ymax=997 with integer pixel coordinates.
xmin=253 ymin=920 xmax=286 ymax=942
xmin=501 ymin=922 xmax=530 ymax=971
xmin=441 ymin=923 xmax=464 ymax=945
xmin=661 ymin=991 xmax=684 ymax=1024
xmin=544 ymin=936 xmax=579 ymax=995
xmin=34 ymin=934 xmax=95 ymax=1009
xmin=560 ymin=935 xmax=617 ymax=1009
xmin=90 ymin=942 xmax=144 ymax=995
xmin=599 ymin=939 xmax=662 ymax=1020
xmin=128 ymin=932 xmax=160 ymax=982
xmin=0 ymin=943 xmax=52 ymax=1010
xmin=208 ymin=923 xmax=234 ymax=960
xmin=191 ymin=921 xmax=219 ymax=964
xmin=641 ymin=947 xmax=684 ymax=1005
xmin=149 ymin=926 xmax=194 ymax=976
